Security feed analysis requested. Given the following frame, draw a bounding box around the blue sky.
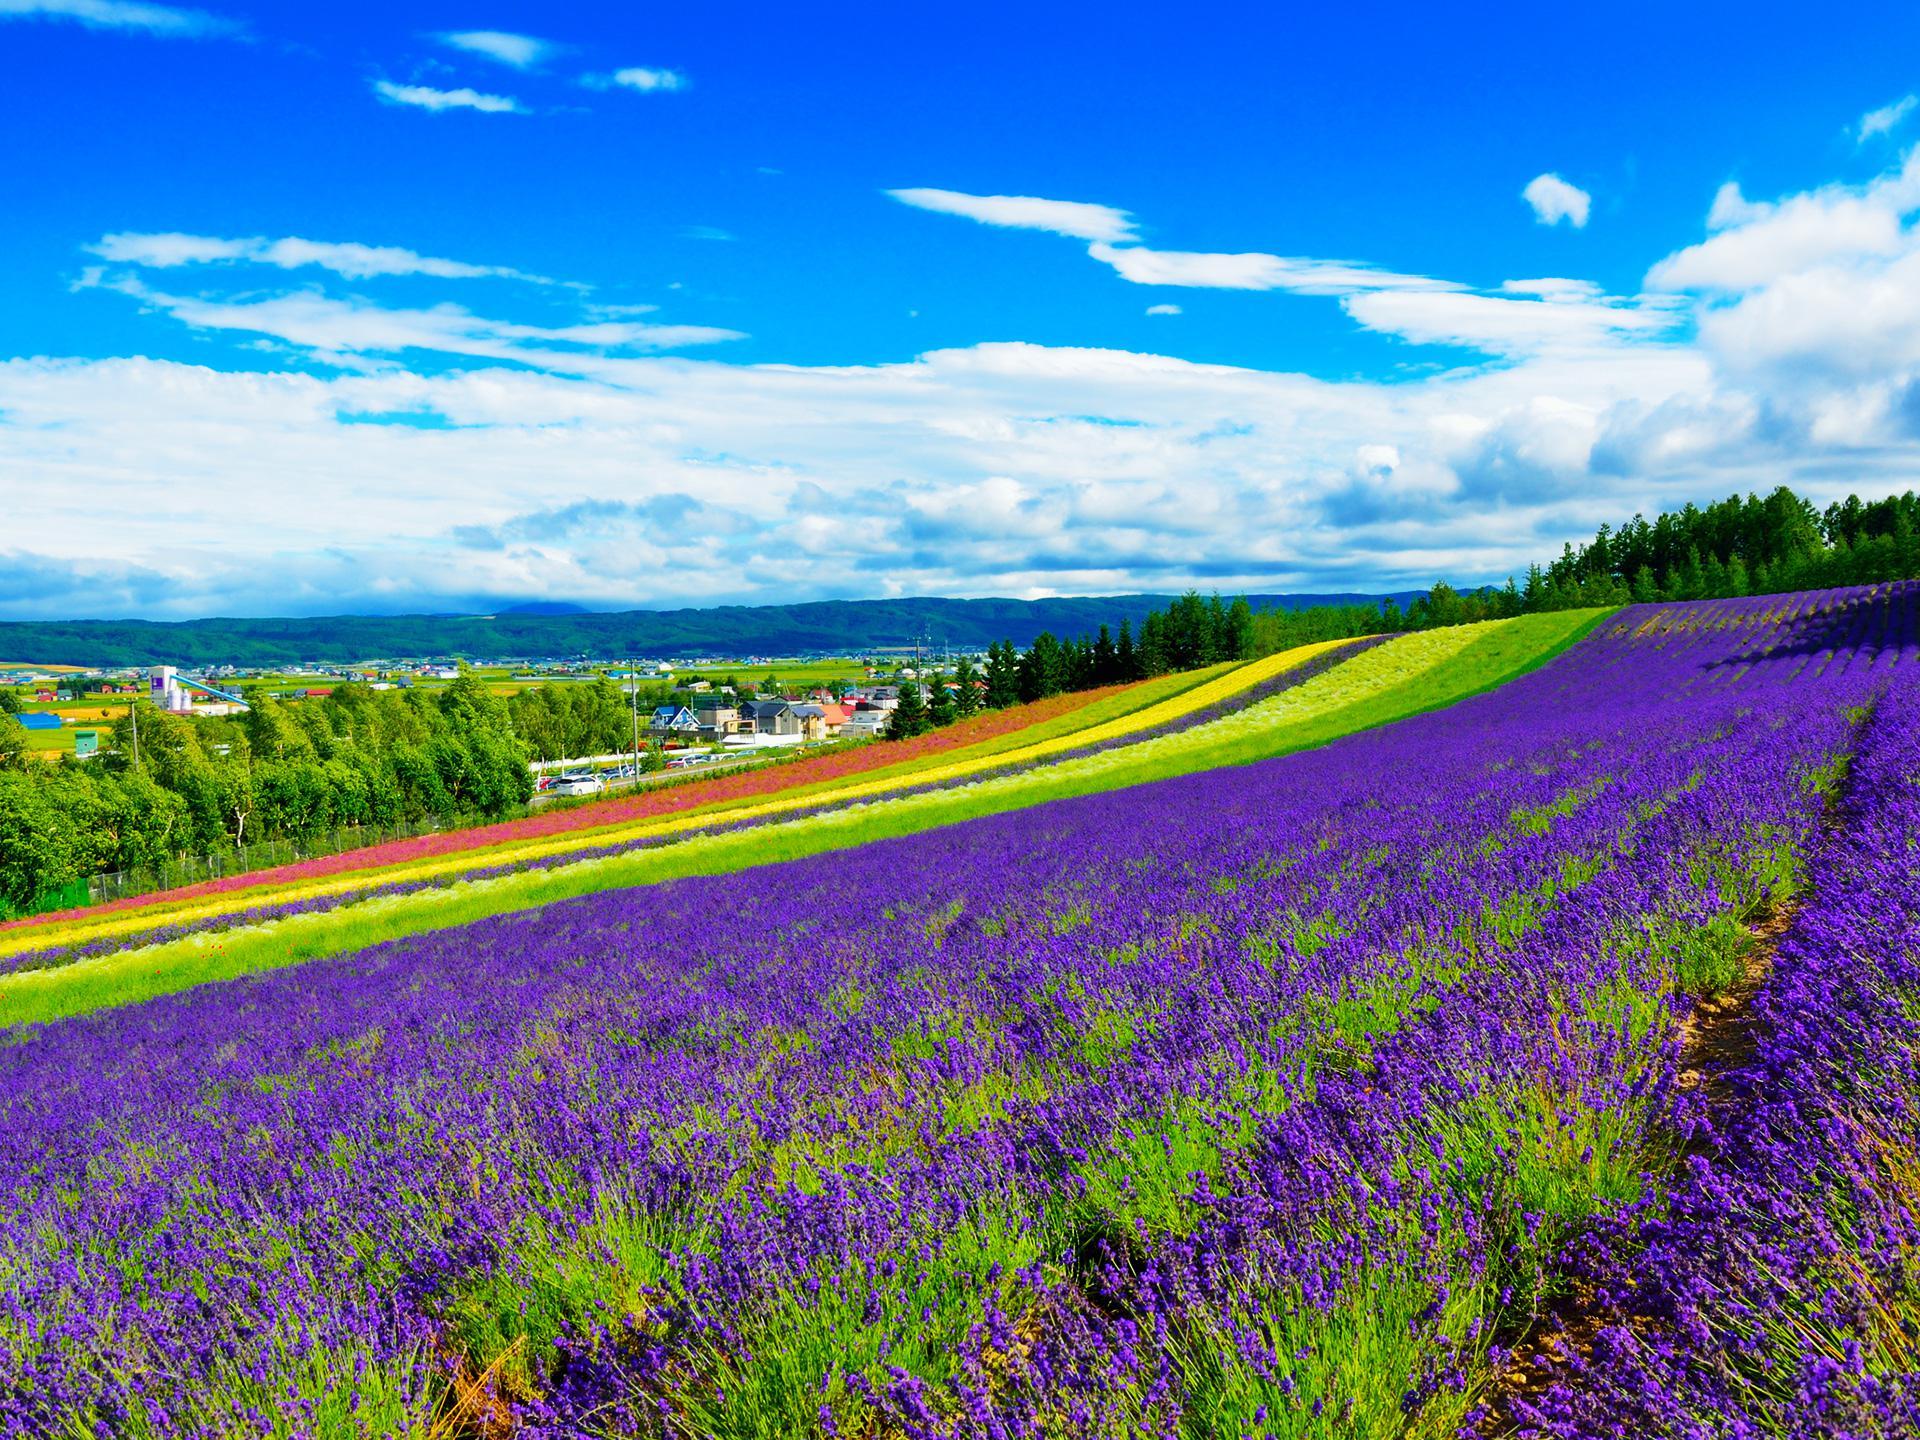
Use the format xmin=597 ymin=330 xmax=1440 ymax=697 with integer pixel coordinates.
xmin=4 ymin=1 xmax=1920 ymax=619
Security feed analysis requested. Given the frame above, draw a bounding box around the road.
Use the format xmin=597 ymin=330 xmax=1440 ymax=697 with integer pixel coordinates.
xmin=528 ymin=752 xmax=772 ymax=806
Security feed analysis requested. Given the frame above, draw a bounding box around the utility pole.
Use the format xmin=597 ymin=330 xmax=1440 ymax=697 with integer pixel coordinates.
xmin=129 ymin=699 xmax=139 ymax=770
xmin=629 ymin=657 xmax=640 ymax=777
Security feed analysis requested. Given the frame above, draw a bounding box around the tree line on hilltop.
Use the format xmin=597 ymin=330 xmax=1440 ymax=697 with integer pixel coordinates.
xmin=4 ymin=483 xmax=1920 ymax=910
xmin=878 ymin=486 xmax=1920 ymax=736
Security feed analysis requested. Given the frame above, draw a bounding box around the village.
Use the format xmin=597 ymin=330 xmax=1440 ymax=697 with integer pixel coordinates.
xmin=0 ymin=653 xmax=977 ymax=772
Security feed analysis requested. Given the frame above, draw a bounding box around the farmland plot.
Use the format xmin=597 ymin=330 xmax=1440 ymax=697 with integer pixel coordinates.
xmin=1 ymin=585 xmax=1915 ymax=1437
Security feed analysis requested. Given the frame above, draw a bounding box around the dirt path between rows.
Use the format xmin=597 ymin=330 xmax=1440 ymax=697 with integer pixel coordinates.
xmin=1473 ymin=899 xmax=1800 ymax=1435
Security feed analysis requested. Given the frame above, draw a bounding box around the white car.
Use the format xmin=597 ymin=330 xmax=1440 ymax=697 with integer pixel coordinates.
xmin=549 ymin=774 xmax=606 ymax=797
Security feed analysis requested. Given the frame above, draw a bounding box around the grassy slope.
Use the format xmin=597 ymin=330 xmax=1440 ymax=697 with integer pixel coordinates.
xmin=0 ymin=613 xmax=1608 ymax=1028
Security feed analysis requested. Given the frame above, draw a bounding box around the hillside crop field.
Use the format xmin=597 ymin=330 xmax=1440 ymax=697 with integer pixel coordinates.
xmin=0 ymin=657 xmax=1289 ymax=979
xmin=0 ymin=623 xmax=1578 ymax=1025
xmin=3 ymin=585 xmax=1918 ymax=1437
xmin=0 ymin=680 xmax=1153 ymax=941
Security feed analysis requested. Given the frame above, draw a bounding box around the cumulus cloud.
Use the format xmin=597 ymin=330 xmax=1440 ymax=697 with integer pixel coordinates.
xmin=1651 ymin=180 xmax=1904 ymax=291
xmin=1859 ymin=95 xmax=1917 ymax=143
xmin=372 ymin=80 xmax=525 ymax=115
xmin=1636 ymin=140 xmax=1920 ymax=454
xmin=1706 ymin=181 xmax=1770 ymax=231
xmin=1145 ymin=303 xmax=1181 ymax=316
xmin=582 ymin=67 xmax=688 ymax=93
xmin=0 ymin=0 xmax=235 ymax=36
xmin=22 ymin=141 xmax=1920 ymax=619
xmin=0 ymin=311 xmax=1753 ymax=621
xmin=436 ymin=29 xmax=556 ymax=69
xmin=89 ymin=231 xmax=554 ymax=283
xmin=1523 ymin=173 xmax=1592 ymax=228
xmin=887 ymin=188 xmax=1137 ymax=243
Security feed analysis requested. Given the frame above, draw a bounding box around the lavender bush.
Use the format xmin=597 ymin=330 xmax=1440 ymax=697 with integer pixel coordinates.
xmin=0 ymin=584 xmax=1914 ymax=1437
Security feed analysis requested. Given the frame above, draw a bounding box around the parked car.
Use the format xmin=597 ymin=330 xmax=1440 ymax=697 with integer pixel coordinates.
xmin=549 ymin=774 xmax=606 ymax=797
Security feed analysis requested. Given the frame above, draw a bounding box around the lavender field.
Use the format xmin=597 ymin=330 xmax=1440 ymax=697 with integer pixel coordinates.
xmin=4 ymin=586 xmax=1918 ymax=1438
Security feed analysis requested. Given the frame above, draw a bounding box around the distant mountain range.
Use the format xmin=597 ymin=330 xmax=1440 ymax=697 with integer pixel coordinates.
xmin=0 ymin=592 xmax=1419 ymax=669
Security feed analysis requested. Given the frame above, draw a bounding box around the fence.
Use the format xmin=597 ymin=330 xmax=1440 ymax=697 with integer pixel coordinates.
xmin=0 ymin=880 xmax=92 ymax=922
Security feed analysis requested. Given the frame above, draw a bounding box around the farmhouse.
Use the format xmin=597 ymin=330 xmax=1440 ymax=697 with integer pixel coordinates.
xmin=649 ymin=704 xmax=701 ymax=736
xmin=742 ymin=699 xmax=800 ymax=736
xmin=788 ymin=703 xmax=851 ymax=741
xmin=692 ymin=701 xmax=742 ymax=741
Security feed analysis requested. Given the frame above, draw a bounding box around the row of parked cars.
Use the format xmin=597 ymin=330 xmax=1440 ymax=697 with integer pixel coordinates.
xmin=534 ymin=752 xmax=723 ymax=798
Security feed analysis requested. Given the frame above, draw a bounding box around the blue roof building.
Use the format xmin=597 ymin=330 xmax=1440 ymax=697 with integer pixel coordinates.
xmin=15 ymin=713 xmax=62 ymax=731
xmin=649 ymin=705 xmax=700 ymax=733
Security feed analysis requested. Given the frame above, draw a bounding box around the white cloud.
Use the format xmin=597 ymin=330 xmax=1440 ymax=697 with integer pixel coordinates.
xmin=1089 ymin=241 xmax=1454 ymax=295
xmin=1649 ymin=164 xmax=1913 ymax=292
xmin=0 ymin=0 xmax=234 ymax=35
xmin=25 ymin=142 xmax=1920 ymax=618
xmin=888 ymin=188 xmax=1137 ymax=243
xmin=1092 ymin=243 xmax=1283 ymax=289
xmin=89 ymin=232 xmax=554 ymax=283
xmin=84 ymin=274 xmax=743 ymax=371
xmin=1499 ymin=277 xmax=1603 ymax=300
xmin=582 ymin=66 xmax=688 ymax=93
xmin=1345 ymin=288 xmax=1678 ymax=357
xmin=1145 ymin=303 xmax=1182 ymax=316
xmin=1631 ymin=140 xmax=1920 ymax=455
xmin=436 ymin=30 xmax=556 ymax=69
xmin=1523 ymin=173 xmax=1592 ymax=228
xmin=0 ymin=341 xmax=1662 ymax=617
xmin=372 ymin=80 xmax=525 ymax=115
xmin=894 ymin=186 xmax=1458 ymax=299
xmin=1859 ymin=95 xmax=1917 ymax=143
xmin=1705 ymin=181 xmax=1769 ymax=231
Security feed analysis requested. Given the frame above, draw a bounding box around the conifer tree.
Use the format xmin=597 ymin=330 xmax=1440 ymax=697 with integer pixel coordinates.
xmin=1726 ymin=554 xmax=1750 ymax=597
xmin=1116 ymin=619 xmax=1140 ymax=680
xmin=1227 ymin=596 xmax=1256 ymax=658
xmin=885 ymin=681 xmax=930 ymax=739
xmin=982 ymin=642 xmax=1018 ymax=707
xmin=951 ymin=656 xmax=981 ymax=717
xmin=1092 ymin=624 xmax=1117 ymax=683
xmin=928 ymin=684 xmax=956 ymax=728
